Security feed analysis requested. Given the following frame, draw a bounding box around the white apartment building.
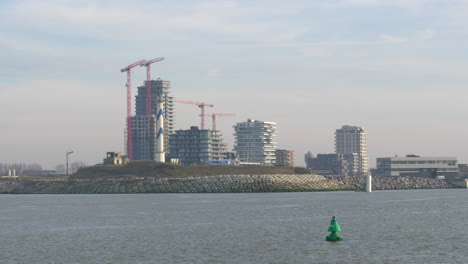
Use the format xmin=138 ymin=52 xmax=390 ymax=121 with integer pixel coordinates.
xmin=335 ymin=125 xmax=369 ymax=176
xmin=233 ymin=119 xmax=277 ymax=166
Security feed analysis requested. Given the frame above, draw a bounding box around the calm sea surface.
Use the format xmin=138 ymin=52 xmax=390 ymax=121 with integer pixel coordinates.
xmin=1 ymin=190 xmax=467 ymax=264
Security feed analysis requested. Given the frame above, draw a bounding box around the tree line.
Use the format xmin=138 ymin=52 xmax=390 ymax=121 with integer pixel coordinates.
xmin=0 ymin=162 xmax=87 ymax=176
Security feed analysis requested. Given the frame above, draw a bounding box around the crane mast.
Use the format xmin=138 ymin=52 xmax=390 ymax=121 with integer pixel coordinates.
xmin=121 ymin=59 xmax=146 ymax=161
xmin=203 ymin=113 xmax=236 ymax=131
xmin=176 ymin=100 xmax=214 ymax=129
xmin=141 ymin=57 xmax=165 ymax=115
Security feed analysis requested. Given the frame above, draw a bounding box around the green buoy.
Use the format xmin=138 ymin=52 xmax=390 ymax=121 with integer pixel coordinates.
xmin=326 ymin=216 xmax=344 ymax=241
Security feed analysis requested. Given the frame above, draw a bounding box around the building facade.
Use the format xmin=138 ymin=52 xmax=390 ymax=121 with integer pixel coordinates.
xmin=335 ymin=125 xmax=368 ymax=176
xmin=233 ymin=119 xmax=277 ymax=166
xmin=376 ymin=155 xmax=459 ymax=178
xmin=304 ymin=152 xmax=349 ymax=176
xmin=275 ymin=149 xmax=295 ymax=167
xmin=168 ymin=126 xmax=227 ymax=165
xmin=131 ymin=115 xmax=157 ymax=160
xmin=459 ymin=164 xmax=468 ymax=178
xmin=130 ymin=79 xmax=175 ymax=160
xmin=103 ymin=152 xmax=127 ymax=165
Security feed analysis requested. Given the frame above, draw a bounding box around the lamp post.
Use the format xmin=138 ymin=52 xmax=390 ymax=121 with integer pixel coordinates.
xmin=66 ymin=150 xmax=74 ymax=176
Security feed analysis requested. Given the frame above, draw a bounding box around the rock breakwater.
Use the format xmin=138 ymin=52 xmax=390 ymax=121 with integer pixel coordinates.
xmin=325 ymin=175 xmax=449 ymax=190
xmin=0 ymin=174 xmax=456 ymax=194
xmin=0 ymin=174 xmax=350 ymax=194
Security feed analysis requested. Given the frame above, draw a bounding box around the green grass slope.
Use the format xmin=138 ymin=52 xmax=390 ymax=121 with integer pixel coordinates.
xmin=73 ymin=161 xmax=311 ymax=179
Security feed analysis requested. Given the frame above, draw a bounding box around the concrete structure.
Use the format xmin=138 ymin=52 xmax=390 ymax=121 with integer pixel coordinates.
xmin=275 ymin=149 xmax=295 ymax=167
xmin=304 ymin=152 xmax=349 ymax=176
xmin=335 ymin=125 xmax=368 ymax=176
xmin=155 ymin=100 xmax=165 ymax=162
xmin=366 ymin=173 xmax=372 ymax=192
xmin=131 ymin=115 xmax=157 ymax=160
xmin=103 ymin=152 xmax=127 ymax=165
xmin=132 ymin=79 xmax=175 ymax=160
xmin=168 ymin=126 xmax=227 ymax=165
xmin=233 ymin=119 xmax=277 ymax=166
xmin=376 ymin=155 xmax=459 ymax=178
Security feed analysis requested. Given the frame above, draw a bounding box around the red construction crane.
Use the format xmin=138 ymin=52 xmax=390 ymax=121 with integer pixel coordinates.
xmin=176 ymin=100 xmax=214 ymax=129
xmin=141 ymin=57 xmax=165 ymax=115
xmin=203 ymin=113 xmax=236 ymax=131
xmin=121 ymin=59 xmax=146 ymax=160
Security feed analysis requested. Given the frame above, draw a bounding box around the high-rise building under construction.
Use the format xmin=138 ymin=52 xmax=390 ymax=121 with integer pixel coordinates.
xmin=130 ymin=79 xmax=175 ymax=160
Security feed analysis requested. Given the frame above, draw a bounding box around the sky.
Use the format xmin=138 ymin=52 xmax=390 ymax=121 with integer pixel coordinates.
xmin=1 ymin=0 xmax=468 ymax=169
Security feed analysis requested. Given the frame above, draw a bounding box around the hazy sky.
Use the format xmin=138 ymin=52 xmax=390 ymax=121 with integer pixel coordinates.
xmin=1 ymin=0 xmax=468 ymax=169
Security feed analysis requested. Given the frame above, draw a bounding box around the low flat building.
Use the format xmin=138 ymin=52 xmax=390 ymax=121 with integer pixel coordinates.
xmin=376 ymin=155 xmax=458 ymax=178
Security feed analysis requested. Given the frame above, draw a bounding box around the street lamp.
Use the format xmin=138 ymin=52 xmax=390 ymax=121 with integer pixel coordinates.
xmin=66 ymin=150 xmax=74 ymax=176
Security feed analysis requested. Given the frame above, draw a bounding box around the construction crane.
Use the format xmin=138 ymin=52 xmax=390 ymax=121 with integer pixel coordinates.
xmin=121 ymin=59 xmax=146 ymax=161
xmin=141 ymin=57 xmax=165 ymax=115
xmin=176 ymin=100 xmax=214 ymax=129
xmin=202 ymin=113 xmax=236 ymax=131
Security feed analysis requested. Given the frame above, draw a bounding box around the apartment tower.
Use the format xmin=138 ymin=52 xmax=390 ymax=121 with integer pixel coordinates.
xmin=233 ymin=119 xmax=277 ymax=165
xmin=335 ymin=125 xmax=368 ymax=176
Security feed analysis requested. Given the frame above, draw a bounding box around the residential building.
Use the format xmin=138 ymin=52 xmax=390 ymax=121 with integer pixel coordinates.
xmin=335 ymin=125 xmax=368 ymax=176
xmin=168 ymin=126 xmax=227 ymax=165
xmin=275 ymin=149 xmax=295 ymax=166
xmin=131 ymin=115 xmax=157 ymax=160
xmin=376 ymin=154 xmax=459 ymax=178
xmin=459 ymin=164 xmax=468 ymax=178
xmin=304 ymin=152 xmax=349 ymax=176
xmin=131 ymin=79 xmax=175 ymax=160
xmin=233 ymin=119 xmax=277 ymax=166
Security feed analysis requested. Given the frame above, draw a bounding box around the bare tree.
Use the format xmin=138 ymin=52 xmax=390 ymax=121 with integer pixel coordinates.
xmin=0 ymin=163 xmax=43 ymax=175
xmin=70 ymin=161 xmax=87 ymax=174
xmin=25 ymin=163 xmax=42 ymax=171
xmin=55 ymin=164 xmax=66 ymax=174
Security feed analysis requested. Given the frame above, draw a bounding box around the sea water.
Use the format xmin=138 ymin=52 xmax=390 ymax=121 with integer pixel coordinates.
xmin=1 ymin=189 xmax=467 ymax=263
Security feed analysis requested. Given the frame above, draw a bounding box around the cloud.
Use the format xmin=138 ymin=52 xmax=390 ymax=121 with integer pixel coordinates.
xmin=300 ymin=47 xmax=333 ymax=57
xmin=203 ymin=68 xmax=223 ymax=80
xmin=4 ymin=0 xmax=309 ymax=43
xmin=379 ymin=34 xmax=407 ymax=43
xmin=416 ymin=29 xmax=434 ymax=40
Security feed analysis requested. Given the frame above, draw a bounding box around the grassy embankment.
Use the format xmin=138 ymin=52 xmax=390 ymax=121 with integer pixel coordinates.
xmin=73 ymin=161 xmax=311 ymax=179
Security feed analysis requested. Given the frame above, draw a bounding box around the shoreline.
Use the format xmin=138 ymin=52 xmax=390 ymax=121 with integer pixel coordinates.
xmin=0 ymin=174 xmax=461 ymax=194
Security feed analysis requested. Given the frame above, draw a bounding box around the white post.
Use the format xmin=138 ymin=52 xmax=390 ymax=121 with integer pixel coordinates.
xmin=8 ymin=169 xmax=11 ymax=177
xmin=366 ymin=173 xmax=372 ymax=192
xmin=13 ymin=169 xmax=16 ymax=176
